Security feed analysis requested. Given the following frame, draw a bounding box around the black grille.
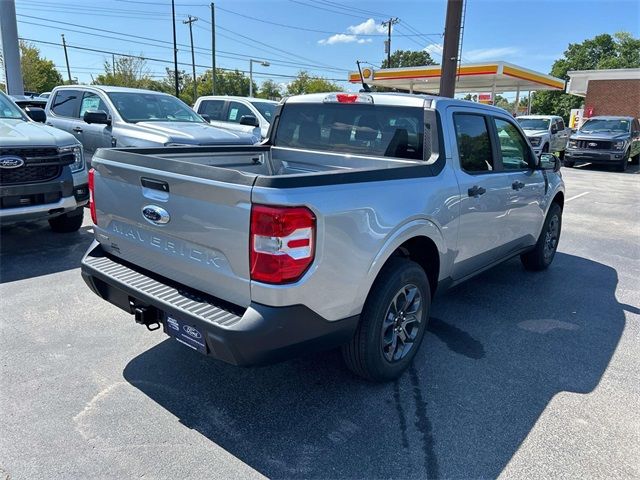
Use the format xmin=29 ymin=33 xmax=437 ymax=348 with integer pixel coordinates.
xmin=576 ymin=140 xmax=612 ymax=150
xmin=0 ymin=165 xmax=62 ymax=185
xmin=0 ymin=147 xmax=73 ymax=185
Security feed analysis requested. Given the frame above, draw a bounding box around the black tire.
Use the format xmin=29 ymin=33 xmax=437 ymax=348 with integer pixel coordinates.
xmin=563 ymin=159 xmax=574 ymax=168
xmin=541 ymin=143 xmax=549 ymax=153
xmin=558 ymin=149 xmax=565 ymax=160
xmin=342 ymin=257 xmax=430 ymax=382
xmin=617 ymin=150 xmax=629 ymax=172
xmin=630 ymin=151 xmax=639 ymax=165
xmin=48 ymin=207 xmax=84 ymax=233
xmin=521 ymin=202 xmax=562 ymax=271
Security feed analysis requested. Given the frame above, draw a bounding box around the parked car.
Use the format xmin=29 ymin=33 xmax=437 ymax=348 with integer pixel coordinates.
xmin=45 ymin=86 xmax=257 ymax=164
xmin=517 ymin=115 xmax=570 ymax=158
xmin=564 ymin=116 xmax=640 ymax=171
xmin=0 ymin=91 xmax=88 ymax=232
xmin=40 ymin=92 xmax=51 ymax=99
xmin=193 ymin=96 xmax=278 ymax=140
xmin=80 ymin=92 xmax=564 ymax=381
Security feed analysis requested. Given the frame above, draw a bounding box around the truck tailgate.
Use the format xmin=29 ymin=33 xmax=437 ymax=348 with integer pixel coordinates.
xmin=91 ymin=149 xmax=257 ymax=308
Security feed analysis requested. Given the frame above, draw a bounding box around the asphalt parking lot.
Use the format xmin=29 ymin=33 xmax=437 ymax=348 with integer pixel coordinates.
xmin=1 ymin=164 xmax=638 ymax=480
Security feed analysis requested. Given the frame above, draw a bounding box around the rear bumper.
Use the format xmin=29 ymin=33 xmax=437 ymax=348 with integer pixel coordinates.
xmin=80 ymin=242 xmax=359 ymax=366
xmin=565 ymin=149 xmax=626 ymax=163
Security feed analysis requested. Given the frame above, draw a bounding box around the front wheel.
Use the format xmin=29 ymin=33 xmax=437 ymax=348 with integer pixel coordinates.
xmin=342 ymin=257 xmax=430 ymax=382
xmin=48 ymin=207 xmax=84 ymax=233
xmin=541 ymin=143 xmax=549 ymax=154
xmin=558 ymin=149 xmax=565 ymax=160
xmin=617 ymin=150 xmax=629 ymax=172
xmin=520 ymin=203 xmax=562 ymax=271
xmin=563 ymin=160 xmax=575 ymax=168
xmin=631 ymin=151 xmax=640 ymax=165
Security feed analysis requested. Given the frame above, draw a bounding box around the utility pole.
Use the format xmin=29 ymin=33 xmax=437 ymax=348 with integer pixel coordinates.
xmin=381 ymin=17 xmax=399 ymax=67
xmin=61 ymin=34 xmax=72 ymax=84
xmin=183 ymin=15 xmax=198 ymax=103
xmin=171 ymin=0 xmax=179 ymax=97
xmin=439 ymin=0 xmax=464 ymax=98
xmin=112 ymin=54 xmax=116 ymax=76
xmin=249 ymin=59 xmax=269 ymax=97
xmin=0 ymin=0 xmax=24 ymax=95
xmin=211 ymin=2 xmax=216 ymax=94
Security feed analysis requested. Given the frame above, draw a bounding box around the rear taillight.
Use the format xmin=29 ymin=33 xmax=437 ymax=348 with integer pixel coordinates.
xmin=250 ymin=204 xmax=316 ymax=284
xmin=88 ymin=168 xmax=97 ymax=225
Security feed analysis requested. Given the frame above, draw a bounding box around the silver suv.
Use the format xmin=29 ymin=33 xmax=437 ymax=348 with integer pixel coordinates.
xmin=45 ymin=86 xmax=256 ymax=164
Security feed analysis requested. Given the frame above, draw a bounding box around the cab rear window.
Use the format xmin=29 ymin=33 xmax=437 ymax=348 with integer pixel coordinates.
xmin=274 ymin=103 xmax=425 ymax=160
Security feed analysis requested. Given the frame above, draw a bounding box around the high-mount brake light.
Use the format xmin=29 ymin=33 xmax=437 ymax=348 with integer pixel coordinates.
xmin=323 ymin=93 xmax=374 ymax=104
xmin=88 ymin=168 xmax=97 ymax=225
xmin=250 ymin=204 xmax=316 ymax=284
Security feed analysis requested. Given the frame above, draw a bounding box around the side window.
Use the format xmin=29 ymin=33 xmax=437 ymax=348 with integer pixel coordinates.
xmin=226 ymin=101 xmax=253 ymax=123
xmin=79 ymin=92 xmax=108 ymax=117
xmin=494 ymin=118 xmax=531 ymax=170
xmin=453 ymin=113 xmax=494 ymax=173
xmin=557 ymin=118 xmax=565 ymax=130
xmin=50 ymin=90 xmax=81 ymax=118
xmin=198 ymin=100 xmax=225 ymax=121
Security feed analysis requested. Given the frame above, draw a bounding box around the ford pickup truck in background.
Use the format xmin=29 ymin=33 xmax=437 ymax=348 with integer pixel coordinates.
xmin=193 ymin=96 xmax=278 ymax=140
xmin=81 ymin=92 xmax=565 ymax=381
xmin=0 ymin=91 xmax=88 ymax=232
xmin=517 ymin=115 xmax=570 ymax=158
xmin=45 ymin=86 xmax=257 ymax=165
xmin=564 ymin=116 xmax=640 ymax=171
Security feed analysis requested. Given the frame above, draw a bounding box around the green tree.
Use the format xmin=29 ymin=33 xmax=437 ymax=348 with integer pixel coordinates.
xmin=19 ymin=41 xmax=63 ymax=93
xmin=532 ymin=32 xmax=640 ymax=119
xmin=286 ymin=71 xmax=340 ymax=95
xmin=381 ymin=49 xmax=436 ymax=69
xmin=193 ymin=69 xmax=256 ymax=101
xmin=94 ymin=56 xmax=163 ymax=91
xmin=257 ymin=79 xmax=282 ymax=99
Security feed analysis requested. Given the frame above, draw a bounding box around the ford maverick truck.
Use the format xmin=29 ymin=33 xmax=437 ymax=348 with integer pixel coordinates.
xmin=81 ymin=93 xmax=565 ymax=381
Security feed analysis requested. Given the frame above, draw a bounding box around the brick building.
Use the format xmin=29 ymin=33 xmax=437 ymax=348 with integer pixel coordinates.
xmin=566 ymin=68 xmax=640 ymax=119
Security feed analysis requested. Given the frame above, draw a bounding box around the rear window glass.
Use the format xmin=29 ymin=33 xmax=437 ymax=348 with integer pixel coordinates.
xmin=274 ymin=103 xmax=425 ymax=160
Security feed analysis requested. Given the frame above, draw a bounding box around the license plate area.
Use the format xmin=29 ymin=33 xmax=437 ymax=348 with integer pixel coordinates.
xmin=163 ymin=313 xmax=208 ymax=354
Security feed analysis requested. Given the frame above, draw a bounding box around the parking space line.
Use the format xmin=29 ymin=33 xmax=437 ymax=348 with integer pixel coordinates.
xmin=566 ymin=192 xmax=590 ymax=202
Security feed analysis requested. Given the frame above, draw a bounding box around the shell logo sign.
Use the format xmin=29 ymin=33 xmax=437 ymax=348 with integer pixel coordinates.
xmin=361 ymin=68 xmax=373 ymax=80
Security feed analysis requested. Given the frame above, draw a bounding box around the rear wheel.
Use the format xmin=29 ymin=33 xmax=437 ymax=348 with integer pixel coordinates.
xmin=48 ymin=207 xmax=84 ymax=233
xmin=521 ymin=203 xmax=562 ymax=271
xmin=342 ymin=257 xmax=430 ymax=382
xmin=558 ymin=149 xmax=565 ymax=160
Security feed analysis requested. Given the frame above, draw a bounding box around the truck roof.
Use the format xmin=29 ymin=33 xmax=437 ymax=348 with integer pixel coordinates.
xmin=585 ymin=115 xmax=635 ymax=121
xmin=516 ymin=114 xmax=562 ymax=120
xmin=197 ymin=96 xmax=278 ymax=103
xmin=284 ymin=91 xmax=512 ymax=114
xmin=52 ymin=85 xmax=174 ymax=95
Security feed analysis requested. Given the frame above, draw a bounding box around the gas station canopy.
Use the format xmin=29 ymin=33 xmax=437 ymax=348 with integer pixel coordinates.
xmin=348 ymin=61 xmax=565 ymax=95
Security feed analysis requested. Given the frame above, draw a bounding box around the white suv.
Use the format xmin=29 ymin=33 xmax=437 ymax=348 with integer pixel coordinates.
xmin=193 ymin=96 xmax=278 ymax=140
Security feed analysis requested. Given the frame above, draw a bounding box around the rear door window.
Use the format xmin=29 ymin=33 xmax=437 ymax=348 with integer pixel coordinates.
xmin=197 ymin=99 xmax=225 ymax=120
xmin=453 ymin=113 xmax=494 ymax=172
xmin=79 ymin=92 xmax=109 ymax=117
xmin=274 ymin=103 xmax=425 ymax=160
xmin=50 ymin=89 xmax=82 ymax=118
xmin=227 ymin=101 xmax=253 ymax=123
xmin=493 ymin=117 xmax=531 ymax=170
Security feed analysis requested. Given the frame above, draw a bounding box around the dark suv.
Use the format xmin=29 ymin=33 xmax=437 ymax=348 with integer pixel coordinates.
xmin=564 ymin=116 xmax=640 ymax=171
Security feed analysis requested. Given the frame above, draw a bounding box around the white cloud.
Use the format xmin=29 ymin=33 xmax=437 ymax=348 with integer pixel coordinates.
xmin=424 ymin=43 xmax=443 ymax=57
xmin=318 ymin=18 xmax=381 ymax=45
xmin=464 ymin=47 xmax=521 ymax=62
xmin=346 ymin=18 xmax=386 ymax=35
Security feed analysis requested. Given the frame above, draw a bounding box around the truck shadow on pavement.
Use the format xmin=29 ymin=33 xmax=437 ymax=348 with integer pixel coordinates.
xmin=0 ymin=221 xmax=93 ymax=283
xmin=123 ymin=252 xmax=627 ymax=479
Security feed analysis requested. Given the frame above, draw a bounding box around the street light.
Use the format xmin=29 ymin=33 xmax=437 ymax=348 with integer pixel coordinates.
xmin=249 ymin=59 xmax=269 ymax=97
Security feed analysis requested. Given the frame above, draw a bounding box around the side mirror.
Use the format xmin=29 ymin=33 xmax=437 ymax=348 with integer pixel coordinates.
xmin=200 ymin=113 xmax=211 ymax=123
xmin=25 ymin=106 xmax=46 ymax=123
xmin=550 ymin=126 xmax=558 ymax=134
xmin=239 ymin=114 xmax=259 ymax=127
xmin=84 ymin=110 xmax=111 ymax=126
xmin=540 ymin=153 xmax=561 ymax=172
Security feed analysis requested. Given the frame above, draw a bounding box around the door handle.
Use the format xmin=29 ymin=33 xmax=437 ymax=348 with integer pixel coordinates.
xmin=72 ymin=127 xmax=83 ymax=133
xmin=468 ymin=185 xmax=487 ymax=198
xmin=512 ymin=181 xmax=525 ymax=190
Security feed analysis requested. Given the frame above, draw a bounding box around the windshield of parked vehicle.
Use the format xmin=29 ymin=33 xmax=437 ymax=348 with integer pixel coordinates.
xmin=0 ymin=93 xmax=27 ymax=120
xmin=250 ymin=101 xmax=277 ymax=123
xmin=579 ymin=118 xmax=630 ymax=134
xmin=274 ymin=103 xmax=425 ymax=160
xmin=107 ymin=92 xmax=203 ymax=123
xmin=517 ymin=118 xmax=550 ymax=130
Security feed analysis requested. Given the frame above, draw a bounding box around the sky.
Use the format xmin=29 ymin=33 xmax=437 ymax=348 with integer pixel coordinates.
xmin=8 ymin=0 xmax=640 ymax=95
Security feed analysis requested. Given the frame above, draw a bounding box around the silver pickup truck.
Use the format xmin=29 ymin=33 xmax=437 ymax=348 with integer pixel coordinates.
xmin=81 ymin=92 xmax=565 ymax=381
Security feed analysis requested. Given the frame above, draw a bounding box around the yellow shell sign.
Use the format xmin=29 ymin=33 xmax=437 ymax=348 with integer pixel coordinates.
xmin=362 ymin=68 xmax=372 ymax=79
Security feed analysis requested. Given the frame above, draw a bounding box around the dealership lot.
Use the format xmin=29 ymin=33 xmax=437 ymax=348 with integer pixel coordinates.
xmin=1 ymin=165 xmax=638 ymax=479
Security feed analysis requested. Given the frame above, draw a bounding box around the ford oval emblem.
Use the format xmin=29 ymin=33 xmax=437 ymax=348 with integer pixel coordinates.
xmin=0 ymin=156 xmax=25 ymax=169
xmin=142 ymin=205 xmax=170 ymax=225
xmin=183 ymin=325 xmax=202 ymax=339
xmin=588 ymin=142 xmax=598 ymax=147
